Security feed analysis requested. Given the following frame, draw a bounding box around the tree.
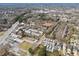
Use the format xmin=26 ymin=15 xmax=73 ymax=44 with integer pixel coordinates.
xmin=71 ymin=46 xmax=74 ymax=55
xmin=38 ymin=46 xmax=47 ymax=56
xmin=38 ymin=13 xmax=48 ymax=20
xmin=28 ymin=48 xmax=34 ymax=55
xmin=19 ymin=29 xmax=25 ymax=38
xmin=15 ymin=12 xmax=26 ymax=22
xmin=4 ymin=19 xmax=8 ymax=24
xmin=52 ymin=50 xmax=60 ymax=56
xmin=53 ymin=32 xmax=56 ymax=39
xmin=0 ymin=44 xmax=11 ymax=56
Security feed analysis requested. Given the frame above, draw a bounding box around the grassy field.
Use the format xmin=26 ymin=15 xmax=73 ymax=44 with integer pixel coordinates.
xmin=22 ymin=37 xmax=35 ymax=41
xmin=18 ymin=50 xmax=27 ymax=56
xmin=33 ymin=45 xmax=44 ymax=56
xmin=0 ymin=32 xmax=4 ymax=36
xmin=19 ymin=41 xmax=32 ymax=50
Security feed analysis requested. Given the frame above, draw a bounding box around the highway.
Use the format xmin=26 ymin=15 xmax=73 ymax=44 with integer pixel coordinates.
xmin=0 ymin=21 xmax=19 ymax=46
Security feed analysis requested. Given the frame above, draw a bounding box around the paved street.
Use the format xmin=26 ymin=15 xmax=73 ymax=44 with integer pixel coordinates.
xmin=24 ymin=39 xmax=34 ymax=44
xmin=0 ymin=21 xmax=19 ymax=46
xmin=32 ymin=34 xmax=45 ymax=50
xmin=62 ymin=25 xmax=68 ymax=39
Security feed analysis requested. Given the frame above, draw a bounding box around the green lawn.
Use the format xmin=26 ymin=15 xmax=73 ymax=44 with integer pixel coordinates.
xmin=19 ymin=41 xmax=32 ymax=50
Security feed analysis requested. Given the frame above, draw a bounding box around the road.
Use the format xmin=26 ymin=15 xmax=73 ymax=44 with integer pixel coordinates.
xmin=62 ymin=25 xmax=68 ymax=39
xmin=24 ymin=39 xmax=34 ymax=44
xmin=32 ymin=34 xmax=45 ymax=50
xmin=50 ymin=20 xmax=60 ymax=36
xmin=0 ymin=21 xmax=19 ymax=46
xmin=32 ymin=21 xmax=60 ymax=50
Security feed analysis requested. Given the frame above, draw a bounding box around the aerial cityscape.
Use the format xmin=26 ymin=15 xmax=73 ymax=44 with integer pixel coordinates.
xmin=0 ymin=3 xmax=79 ymax=56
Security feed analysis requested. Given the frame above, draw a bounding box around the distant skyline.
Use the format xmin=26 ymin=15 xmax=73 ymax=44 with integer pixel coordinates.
xmin=0 ymin=3 xmax=79 ymax=8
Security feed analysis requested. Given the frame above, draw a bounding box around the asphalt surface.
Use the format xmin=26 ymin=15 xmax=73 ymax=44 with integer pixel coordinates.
xmin=0 ymin=21 xmax=19 ymax=46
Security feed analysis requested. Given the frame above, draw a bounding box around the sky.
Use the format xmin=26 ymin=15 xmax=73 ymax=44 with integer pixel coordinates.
xmin=0 ymin=3 xmax=79 ymax=8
